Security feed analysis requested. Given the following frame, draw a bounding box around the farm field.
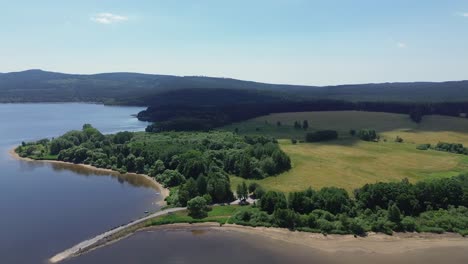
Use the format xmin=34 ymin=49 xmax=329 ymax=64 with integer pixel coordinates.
xmin=227 ymin=111 xmax=468 ymax=193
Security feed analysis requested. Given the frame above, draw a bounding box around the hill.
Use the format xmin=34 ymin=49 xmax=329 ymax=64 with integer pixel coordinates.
xmin=1 ymin=69 xmax=468 ymax=104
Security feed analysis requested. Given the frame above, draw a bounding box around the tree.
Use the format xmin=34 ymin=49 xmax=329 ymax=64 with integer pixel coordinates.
xmin=156 ymin=170 xmax=186 ymax=187
xmin=196 ymin=174 xmax=208 ymax=195
xmin=260 ymin=191 xmax=287 ymax=214
xmin=357 ymin=129 xmax=378 ymax=142
xmin=125 ymin=154 xmax=137 ymax=172
xmin=349 ymin=129 xmax=356 ymax=136
xmin=273 ymin=208 xmax=300 ymax=229
xmin=253 ymin=185 xmax=266 ymax=199
xmin=149 ymin=160 xmax=165 ymax=176
xmin=248 ymin=182 xmax=260 ymax=193
xmin=349 ymin=219 xmax=366 ymax=236
xmin=305 ymin=130 xmax=338 ymax=142
xmin=409 ymin=108 xmax=423 ymax=123
xmin=294 ymin=121 xmax=301 ymax=129
xmin=135 ymin=157 xmax=145 ymax=173
xmin=302 ymin=120 xmax=309 ymax=130
xmin=206 ymin=172 xmax=233 ymax=202
xmin=315 ymin=187 xmax=351 ymax=215
xmin=272 ymin=150 xmax=291 ymax=172
xmin=184 ymin=178 xmax=199 ymax=198
xmin=236 ymin=181 xmax=249 ymax=202
xmin=238 ymin=156 xmax=253 ymax=178
xmin=388 ymin=204 xmax=402 ymax=223
xmin=187 ymin=196 xmax=210 ymax=219
xmin=259 ymin=157 xmax=276 ymax=175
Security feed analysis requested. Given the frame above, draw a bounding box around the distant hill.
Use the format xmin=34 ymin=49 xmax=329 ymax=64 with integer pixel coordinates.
xmin=1 ymin=69 xmax=468 ymax=104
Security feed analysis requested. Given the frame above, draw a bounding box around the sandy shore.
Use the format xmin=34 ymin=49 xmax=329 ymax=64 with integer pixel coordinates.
xmin=145 ymin=223 xmax=468 ymax=255
xmin=8 ymin=147 xmax=170 ymax=200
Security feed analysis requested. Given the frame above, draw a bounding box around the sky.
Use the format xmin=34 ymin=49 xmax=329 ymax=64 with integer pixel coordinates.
xmin=1 ymin=0 xmax=468 ymax=85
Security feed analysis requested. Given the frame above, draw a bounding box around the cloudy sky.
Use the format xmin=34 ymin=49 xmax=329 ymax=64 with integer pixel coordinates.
xmin=1 ymin=0 xmax=468 ymax=85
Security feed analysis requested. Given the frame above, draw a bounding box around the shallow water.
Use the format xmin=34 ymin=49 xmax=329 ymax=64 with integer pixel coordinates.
xmin=66 ymin=227 xmax=468 ymax=264
xmin=0 ymin=103 xmax=162 ymax=264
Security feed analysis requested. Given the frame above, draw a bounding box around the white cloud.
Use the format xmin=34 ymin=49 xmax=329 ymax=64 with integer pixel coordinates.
xmin=462 ymin=13 xmax=468 ymax=17
xmin=91 ymin=13 xmax=128 ymax=24
xmin=396 ymin=42 xmax=407 ymax=48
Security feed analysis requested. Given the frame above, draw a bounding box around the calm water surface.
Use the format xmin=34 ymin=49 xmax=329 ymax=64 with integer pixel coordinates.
xmin=0 ymin=103 xmax=161 ymax=264
xmin=2 ymin=104 xmax=467 ymax=264
xmin=67 ymin=227 xmax=468 ymax=264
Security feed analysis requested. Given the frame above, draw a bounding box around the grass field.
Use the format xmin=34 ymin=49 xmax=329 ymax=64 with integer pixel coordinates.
xmin=148 ymin=206 xmax=241 ymax=226
xmin=226 ymin=111 xmax=468 ymax=194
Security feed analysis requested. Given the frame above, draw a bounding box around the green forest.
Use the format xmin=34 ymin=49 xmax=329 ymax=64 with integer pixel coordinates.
xmin=16 ymin=124 xmax=291 ymax=205
xmin=16 ymin=123 xmax=468 ymax=236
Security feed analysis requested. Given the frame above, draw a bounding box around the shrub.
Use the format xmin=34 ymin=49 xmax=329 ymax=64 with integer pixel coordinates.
xmin=401 ymin=216 xmax=417 ymax=232
xmin=156 ymin=170 xmax=186 ymax=187
xmin=357 ymin=129 xmax=378 ymax=142
xmin=305 ymin=130 xmax=338 ymax=142
xmin=187 ymin=196 xmax=210 ymax=219
xmin=349 ymin=219 xmax=367 ymax=236
xmin=416 ymin=144 xmax=431 ymax=150
xmin=316 ymin=219 xmax=335 ymax=233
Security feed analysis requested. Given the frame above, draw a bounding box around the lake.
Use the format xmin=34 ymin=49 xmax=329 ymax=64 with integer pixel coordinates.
xmin=0 ymin=103 xmax=162 ymax=264
xmin=65 ymin=225 xmax=468 ymax=264
xmin=2 ymin=103 xmax=467 ymax=264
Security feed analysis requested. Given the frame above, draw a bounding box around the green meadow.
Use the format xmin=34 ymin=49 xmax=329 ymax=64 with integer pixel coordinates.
xmin=226 ymin=111 xmax=468 ymax=193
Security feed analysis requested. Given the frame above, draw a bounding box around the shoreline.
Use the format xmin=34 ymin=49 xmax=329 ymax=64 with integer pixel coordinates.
xmin=8 ymin=147 xmax=170 ymax=201
xmin=142 ymin=223 xmax=468 ymax=255
xmin=8 ymin=148 xmax=468 ymax=262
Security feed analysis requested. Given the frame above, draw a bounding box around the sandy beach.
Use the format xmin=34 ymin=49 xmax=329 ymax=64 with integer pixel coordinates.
xmin=8 ymin=147 xmax=170 ymax=200
xmin=145 ymin=223 xmax=468 ymax=255
xmin=64 ymin=223 xmax=467 ymax=264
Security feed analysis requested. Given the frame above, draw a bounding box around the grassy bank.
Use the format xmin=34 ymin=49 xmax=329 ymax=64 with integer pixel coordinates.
xmin=147 ymin=205 xmax=241 ymax=226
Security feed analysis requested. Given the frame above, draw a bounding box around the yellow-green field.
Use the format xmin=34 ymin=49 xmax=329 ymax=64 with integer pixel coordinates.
xmin=227 ymin=111 xmax=468 ymax=193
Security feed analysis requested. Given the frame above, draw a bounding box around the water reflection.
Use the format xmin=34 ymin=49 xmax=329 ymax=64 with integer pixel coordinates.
xmin=17 ymin=158 xmax=160 ymax=190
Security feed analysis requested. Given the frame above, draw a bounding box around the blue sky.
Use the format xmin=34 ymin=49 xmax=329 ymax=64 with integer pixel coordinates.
xmin=1 ymin=0 xmax=468 ymax=85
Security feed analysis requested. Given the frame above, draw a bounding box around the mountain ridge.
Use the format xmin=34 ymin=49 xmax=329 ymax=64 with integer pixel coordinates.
xmin=1 ymin=69 xmax=468 ymax=104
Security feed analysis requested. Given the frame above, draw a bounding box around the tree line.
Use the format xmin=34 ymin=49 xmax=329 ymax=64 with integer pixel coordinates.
xmin=15 ymin=125 xmax=291 ymax=206
xmin=229 ymin=175 xmax=468 ymax=236
xmin=139 ymin=98 xmax=468 ymax=132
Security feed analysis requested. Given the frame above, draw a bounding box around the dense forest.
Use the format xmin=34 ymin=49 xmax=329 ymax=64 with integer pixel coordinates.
xmin=139 ymin=89 xmax=468 ymax=132
xmin=2 ymin=69 xmax=468 ymax=104
xmin=15 ymin=125 xmax=291 ymax=205
xmin=226 ymin=176 xmax=468 ymax=236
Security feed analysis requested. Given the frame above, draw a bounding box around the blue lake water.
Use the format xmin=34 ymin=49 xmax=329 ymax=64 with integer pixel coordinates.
xmin=0 ymin=103 xmax=162 ymax=264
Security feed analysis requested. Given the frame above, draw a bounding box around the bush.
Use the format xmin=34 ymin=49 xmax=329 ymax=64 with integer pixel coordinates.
xmin=418 ymin=226 xmax=445 ymax=234
xmin=187 ymin=196 xmax=210 ymax=219
xmin=357 ymin=129 xmax=378 ymax=142
xmin=401 ymin=216 xmax=417 ymax=232
xmin=416 ymin=144 xmax=431 ymax=150
xmin=305 ymin=130 xmax=338 ymax=142
xmin=156 ymin=170 xmax=186 ymax=187
xmin=349 ymin=219 xmax=367 ymax=236
xmin=260 ymin=191 xmax=287 ymax=214
xmin=316 ymin=219 xmax=335 ymax=233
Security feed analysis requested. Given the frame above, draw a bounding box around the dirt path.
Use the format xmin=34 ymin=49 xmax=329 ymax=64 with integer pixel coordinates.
xmin=48 ymin=207 xmax=185 ymax=263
